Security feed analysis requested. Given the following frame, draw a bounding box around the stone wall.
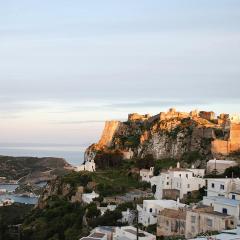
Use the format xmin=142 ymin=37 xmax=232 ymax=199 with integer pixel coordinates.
xmin=199 ymin=111 xmax=215 ymax=121
xmin=162 ymin=189 xmax=180 ymax=200
xmin=211 ymin=123 xmax=240 ymax=155
xmin=128 ymin=113 xmax=151 ymax=122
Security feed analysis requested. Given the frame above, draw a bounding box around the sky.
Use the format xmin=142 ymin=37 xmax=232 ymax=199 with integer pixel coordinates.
xmin=0 ymin=0 xmax=240 ymax=146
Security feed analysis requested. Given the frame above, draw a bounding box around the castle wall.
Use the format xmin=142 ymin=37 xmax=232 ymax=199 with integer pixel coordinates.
xmin=211 ymin=123 xmax=240 ymax=155
xmin=211 ymin=139 xmax=229 ymax=155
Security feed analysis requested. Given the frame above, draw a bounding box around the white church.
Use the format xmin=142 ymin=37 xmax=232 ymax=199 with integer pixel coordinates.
xmin=75 ymin=159 xmax=96 ymax=172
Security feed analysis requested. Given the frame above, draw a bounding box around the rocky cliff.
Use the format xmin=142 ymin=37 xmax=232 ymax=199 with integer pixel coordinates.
xmin=85 ymin=108 xmax=240 ymax=167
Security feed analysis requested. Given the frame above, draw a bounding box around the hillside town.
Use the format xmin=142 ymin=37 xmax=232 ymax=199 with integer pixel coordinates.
xmin=74 ymin=157 xmax=240 ymax=240
xmin=2 ymin=109 xmax=240 ymax=240
xmin=66 ymin=110 xmax=240 ymax=239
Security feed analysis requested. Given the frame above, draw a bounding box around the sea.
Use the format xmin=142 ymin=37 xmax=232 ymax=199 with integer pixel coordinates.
xmin=0 ymin=143 xmax=87 ymax=204
xmin=0 ymin=143 xmax=86 ymax=166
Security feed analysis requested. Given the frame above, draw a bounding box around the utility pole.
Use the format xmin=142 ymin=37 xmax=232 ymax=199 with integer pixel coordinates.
xmin=136 ymin=209 xmax=139 ymax=240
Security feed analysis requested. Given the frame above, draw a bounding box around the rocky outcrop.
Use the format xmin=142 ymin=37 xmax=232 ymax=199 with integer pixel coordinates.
xmin=85 ymin=108 xmax=240 ymax=167
xmin=37 ymin=177 xmax=85 ymax=209
xmin=98 ymin=121 xmax=121 ymax=147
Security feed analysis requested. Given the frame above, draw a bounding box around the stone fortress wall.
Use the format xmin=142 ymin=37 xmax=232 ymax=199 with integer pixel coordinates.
xmin=127 ymin=108 xmax=240 ymax=156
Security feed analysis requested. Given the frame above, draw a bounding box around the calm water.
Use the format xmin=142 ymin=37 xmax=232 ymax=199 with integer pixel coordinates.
xmin=0 ymin=184 xmax=38 ymax=205
xmin=0 ymin=143 xmax=86 ymax=166
xmin=0 ymin=144 xmax=87 ymax=205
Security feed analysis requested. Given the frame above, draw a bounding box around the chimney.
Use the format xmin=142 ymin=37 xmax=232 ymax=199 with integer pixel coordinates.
xmin=177 ymin=162 xmax=180 ymax=168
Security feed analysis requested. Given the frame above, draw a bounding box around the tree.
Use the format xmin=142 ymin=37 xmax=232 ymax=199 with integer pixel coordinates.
xmin=86 ymin=203 xmax=101 ymax=219
xmin=224 ymin=166 xmax=240 ymax=178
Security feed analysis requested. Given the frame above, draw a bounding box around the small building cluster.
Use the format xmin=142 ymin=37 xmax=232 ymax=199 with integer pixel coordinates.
xmin=149 ymin=162 xmax=205 ymax=200
xmin=80 ymin=226 xmax=156 ymax=240
xmin=75 ymin=159 xmax=96 ymax=172
xmin=78 ymin=153 xmax=240 ymax=240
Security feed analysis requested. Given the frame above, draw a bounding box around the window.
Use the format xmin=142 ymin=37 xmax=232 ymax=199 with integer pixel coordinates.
xmin=187 ymin=184 xmax=190 ymax=188
xmin=207 ymin=219 xmax=213 ymax=227
xmin=179 ymin=174 xmax=181 ymax=178
xmin=220 ymin=184 xmax=225 ymax=190
xmin=149 ymin=208 xmax=152 ymax=213
xmin=222 ymin=208 xmax=228 ymax=214
xmin=186 ymin=174 xmax=188 ymax=178
xmin=166 ymin=182 xmax=169 ymax=185
xmin=232 ymin=195 xmax=236 ymax=200
xmin=191 ymin=216 xmax=196 ymax=223
xmin=191 ymin=226 xmax=195 ymax=232
xmin=211 ymin=183 xmax=215 ymax=188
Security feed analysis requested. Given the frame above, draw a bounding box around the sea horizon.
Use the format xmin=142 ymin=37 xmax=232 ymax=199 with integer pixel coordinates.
xmin=0 ymin=142 xmax=86 ymax=166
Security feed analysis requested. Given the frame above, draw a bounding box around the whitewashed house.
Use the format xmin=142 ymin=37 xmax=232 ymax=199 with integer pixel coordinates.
xmin=75 ymin=159 xmax=96 ymax=172
xmin=207 ymin=159 xmax=237 ymax=174
xmin=98 ymin=204 xmax=117 ymax=216
xmin=154 ymin=162 xmax=205 ymax=200
xmin=206 ymin=178 xmax=240 ymax=197
xmin=121 ymin=209 xmax=135 ymax=224
xmin=82 ymin=191 xmax=99 ymax=204
xmin=137 ymin=199 xmax=186 ymax=226
xmin=113 ymin=226 xmax=156 ymax=240
xmin=203 ymin=196 xmax=240 ymax=225
xmin=140 ymin=167 xmax=154 ymax=183
xmin=203 ymin=178 xmax=240 ymax=224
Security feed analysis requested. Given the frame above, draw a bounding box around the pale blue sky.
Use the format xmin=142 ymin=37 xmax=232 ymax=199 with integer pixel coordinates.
xmin=0 ymin=0 xmax=240 ymax=146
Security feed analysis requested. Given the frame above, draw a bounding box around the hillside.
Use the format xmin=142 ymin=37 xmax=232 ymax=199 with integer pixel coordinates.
xmin=0 ymin=155 xmax=71 ymax=183
xmin=85 ymin=108 xmax=240 ymax=168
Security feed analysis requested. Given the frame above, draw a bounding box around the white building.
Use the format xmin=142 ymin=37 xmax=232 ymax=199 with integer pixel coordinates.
xmin=204 ymin=178 xmax=240 ymax=225
xmin=98 ymin=204 xmax=117 ymax=216
xmin=90 ymin=227 xmax=115 ymax=240
xmin=154 ymin=162 xmax=205 ymax=200
xmin=140 ymin=167 xmax=154 ymax=183
xmin=80 ymin=232 xmax=108 ymax=240
xmin=121 ymin=209 xmax=135 ymax=224
xmin=0 ymin=198 xmax=14 ymax=207
xmin=113 ymin=226 xmax=156 ymax=240
xmin=206 ymin=159 xmax=237 ymax=174
xmin=203 ymin=196 xmax=240 ymax=225
xmin=82 ymin=191 xmax=99 ymax=204
xmin=206 ymin=178 xmax=240 ymax=198
xmin=137 ymin=199 xmax=186 ymax=226
xmin=75 ymin=159 xmax=96 ymax=172
xmin=189 ymin=227 xmax=240 ymax=240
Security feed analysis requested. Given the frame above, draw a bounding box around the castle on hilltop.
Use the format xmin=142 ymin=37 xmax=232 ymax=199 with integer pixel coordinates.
xmin=128 ymin=108 xmax=240 ymax=125
xmin=128 ymin=108 xmax=240 ymax=156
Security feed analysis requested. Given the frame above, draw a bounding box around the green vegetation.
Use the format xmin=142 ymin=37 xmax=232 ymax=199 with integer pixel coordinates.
xmin=88 ymin=208 xmax=122 ymax=228
xmin=183 ymin=187 xmax=206 ymax=204
xmin=135 ymin=154 xmax=154 ymax=169
xmin=92 ymin=169 xmax=140 ymax=197
xmin=153 ymin=158 xmax=176 ymax=176
xmin=22 ymin=196 xmax=86 ymax=240
xmin=86 ymin=203 xmax=101 ymax=218
xmin=167 ymin=125 xmax=182 ymax=139
xmin=181 ymin=151 xmax=203 ymax=164
xmin=88 ymin=202 xmax=135 ymax=228
xmin=0 ymin=155 xmax=69 ymax=181
xmin=224 ymin=166 xmax=240 ymax=178
xmin=0 ymin=203 xmax=33 ymax=240
xmin=94 ymin=150 xmax=123 ymax=169
xmin=206 ymin=166 xmax=240 ymax=178
xmin=62 ymin=171 xmax=92 ymax=187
